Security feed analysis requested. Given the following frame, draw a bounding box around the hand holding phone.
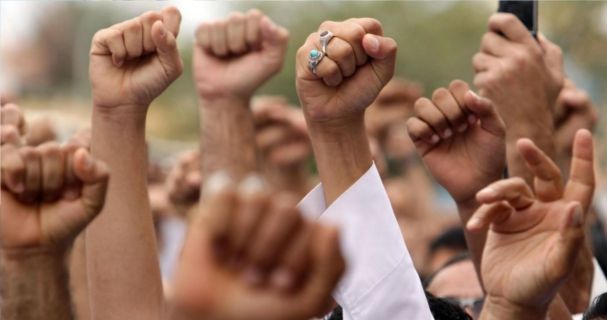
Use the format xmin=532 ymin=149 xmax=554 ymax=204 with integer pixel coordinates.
xmin=498 ymin=0 xmax=538 ymax=37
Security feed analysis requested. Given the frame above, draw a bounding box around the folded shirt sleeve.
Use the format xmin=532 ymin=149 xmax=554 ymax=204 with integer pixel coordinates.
xmin=298 ymin=163 xmax=433 ymax=320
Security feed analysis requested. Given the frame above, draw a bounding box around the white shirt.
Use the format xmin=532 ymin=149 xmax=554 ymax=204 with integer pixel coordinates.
xmin=298 ymin=164 xmax=433 ymax=320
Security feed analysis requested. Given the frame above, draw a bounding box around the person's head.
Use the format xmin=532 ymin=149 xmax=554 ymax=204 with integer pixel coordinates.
xmin=425 ymin=254 xmax=483 ymax=319
xmin=425 ymin=226 xmax=468 ymax=274
xmin=583 ymin=293 xmax=607 ymax=320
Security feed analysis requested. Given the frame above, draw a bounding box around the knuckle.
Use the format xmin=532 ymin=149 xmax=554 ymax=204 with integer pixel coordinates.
xmin=431 ymin=87 xmax=448 ymax=102
xmin=247 ymin=8 xmax=263 ymax=19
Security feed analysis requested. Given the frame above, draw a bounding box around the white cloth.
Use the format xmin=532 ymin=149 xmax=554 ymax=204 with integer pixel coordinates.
xmin=298 ymin=164 xmax=433 ymax=320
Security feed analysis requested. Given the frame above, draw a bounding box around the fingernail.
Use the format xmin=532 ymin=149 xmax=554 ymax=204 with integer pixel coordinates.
xmin=270 ymin=268 xmax=294 ymax=291
xmin=458 ymin=123 xmax=468 ymax=133
xmin=238 ymin=175 xmax=264 ymax=196
xmin=467 ymin=217 xmax=480 ymax=229
xmin=571 ymin=204 xmax=583 ymax=227
xmin=243 ymin=267 xmax=264 ymax=287
xmin=468 ymin=90 xmax=480 ymax=99
xmin=430 ymin=134 xmax=440 ymax=144
xmin=83 ymin=153 xmax=94 ymax=170
xmin=367 ymin=35 xmax=379 ymax=52
xmin=477 ymin=187 xmax=497 ymax=200
xmin=203 ymin=171 xmax=231 ymax=197
xmin=443 ymin=128 xmax=453 ymax=139
xmin=158 ymin=26 xmax=166 ymax=37
xmin=468 ymin=114 xmax=477 ymax=124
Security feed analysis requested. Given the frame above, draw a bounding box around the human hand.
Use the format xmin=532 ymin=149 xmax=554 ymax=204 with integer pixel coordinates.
xmin=166 ymin=150 xmax=201 ymax=209
xmin=172 ymin=175 xmax=344 ymax=320
xmin=193 ymin=10 xmax=289 ymax=102
xmin=89 ymin=7 xmax=183 ymax=109
xmin=1 ymin=143 xmax=109 ymax=250
xmin=473 ymin=14 xmax=563 ymax=136
xmin=407 ymin=80 xmax=506 ymax=205
xmin=296 ymin=18 xmax=397 ymax=127
xmin=469 ymin=129 xmax=595 ymax=315
xmin=1 ymin=103 xmax=26 ymax=147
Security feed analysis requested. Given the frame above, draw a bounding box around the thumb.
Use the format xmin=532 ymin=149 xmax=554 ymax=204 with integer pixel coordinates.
xmin=550 ymin=201 xmax=584 ymax=281
xmin=362 ymin=34 xmax=397 ymax=86
xmin=151 ymin=20 xmax=183 ymax=80
xmin=464 ymin=90 xmax=506 ymax=138
xmin=73 ymin=149 xmax=110 ymax=220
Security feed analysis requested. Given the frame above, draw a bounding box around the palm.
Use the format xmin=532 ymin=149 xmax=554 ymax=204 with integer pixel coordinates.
xmin=89 ymin=54 xmax=174 ymax=108
xmin=297 ymin=64 xmax=383 ymax=122
xmin=481 ymin=201 xmax=568 ymax=307
xmin=422 ymin=125 xmax=504 ymax=203
xmin=193 ymin=46 xmax=284 ymax=100
xmin=1 ymin=190 xmax=91 ymax=249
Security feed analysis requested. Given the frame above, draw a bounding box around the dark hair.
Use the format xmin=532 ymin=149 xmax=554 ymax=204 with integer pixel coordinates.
xmin=584 ymin=293 xmax=607 ymax=320
xmin=325 ymin=291 xmax=471 ymax=320
xmin=429 ymin=226 xmax=468 ymax=255
xmin=591 ymin=220 xmax=607 ymax=277
xmin=423 ymin=252 xmax=471 ymax=288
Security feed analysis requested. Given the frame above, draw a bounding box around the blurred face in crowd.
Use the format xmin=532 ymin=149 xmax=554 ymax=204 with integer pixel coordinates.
xmin=426 ymin=259 xmax=483 ymax=318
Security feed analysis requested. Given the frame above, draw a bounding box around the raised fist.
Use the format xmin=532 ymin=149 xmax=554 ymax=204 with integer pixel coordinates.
xmin=1 ymin=143 xmax=109 ymax=249
xmin=194 ymin=10 xmax=289 ymax=102
xmin=296 ymin=18 xmax=397 ymax=125
xmin=89 ymin=7 xmax=183 ymax=109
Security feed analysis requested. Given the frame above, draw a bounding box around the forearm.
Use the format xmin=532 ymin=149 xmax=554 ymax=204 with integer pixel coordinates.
xmin=0 ymin=248 xmax=72 ymax=320
xmin=87 ymin=107 xmax=163 ymax=319
xmin=199 ymin=98 xmax=258 ymax=181
xmin=480 ymin=295 xmax=547 ymax=320
xmin=307 ymin=117 xmax=372 ymax=205
xmin=456 ymin=201 xmax=488 ymax=288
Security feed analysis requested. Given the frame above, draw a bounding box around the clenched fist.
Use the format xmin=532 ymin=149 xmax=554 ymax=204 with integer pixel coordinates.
xmin=89 ymin=7 xmax=183 ymax=109
xmin=194 ymin=10 xmax=289 ymax=102
xmin=296 ymin=18 xmax=397 ymax=125
xmin=1 ymin=143 xmax=109 ymax=250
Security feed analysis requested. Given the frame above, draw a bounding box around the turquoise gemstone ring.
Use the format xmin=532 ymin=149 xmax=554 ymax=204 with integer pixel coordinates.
xmin=307 ymin=49 xmax=324 ymax=75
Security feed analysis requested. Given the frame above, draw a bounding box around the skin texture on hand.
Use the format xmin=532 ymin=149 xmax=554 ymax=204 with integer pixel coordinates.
xmin=0 ymin=143 xmax=109 ymax=320
xmin=171 ymin=174 xmax=344 ymax=320
xmin=86 ymin=7 xmax=183 ymax=320
xmin=473 ymin=13 xmax=564 ymax=185
xmin=469 ymin=130 xmax=595 ymax=318
xmin=295 ymin=18 xmax=397 ymax=204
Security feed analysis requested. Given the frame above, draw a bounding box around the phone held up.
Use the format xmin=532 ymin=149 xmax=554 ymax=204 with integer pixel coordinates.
xmin=498 ymin=0 xmax=538 ymax=38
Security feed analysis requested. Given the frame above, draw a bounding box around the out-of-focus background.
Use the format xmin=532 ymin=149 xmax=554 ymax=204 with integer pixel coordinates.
xmin=1 ymin=0 xmax=605 ymax=169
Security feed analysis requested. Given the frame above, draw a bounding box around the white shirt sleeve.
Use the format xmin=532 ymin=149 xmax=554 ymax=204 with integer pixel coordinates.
xmin=298 ymin=163 xmax=433 ymax=320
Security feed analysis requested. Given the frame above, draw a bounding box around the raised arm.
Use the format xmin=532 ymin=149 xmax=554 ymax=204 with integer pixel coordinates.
xmin=86 ymin=7 xmax=183 ymax=319
xmin=1 ymin=142 xmax=109 ymax=320
xmin=193 ymin=10 xmax=289 ymax=181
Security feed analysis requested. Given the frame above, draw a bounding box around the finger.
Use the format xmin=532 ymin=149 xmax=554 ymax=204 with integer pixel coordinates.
xmin=0 ymin=145 xmax=25 ymax=193
xmin=564 ymin=129 xmax=595 ymax=212
xmin=472 ymin=52 xmax=492 ymax=73
xmin=517 ymin=138 xmax=564 ymax=201
xmin=199 ymin=172 xmax=237 ymax=259
xmin=296 ymin=33 xmax=323 ymax=81
xmin=19 ymin=146 xmax=41 ymax=203
xmin=431 ymin=87 xmax=467 ymax=135
xmin=195 ymin=22 xmax=213 ymax=52
xmin=550 ymin=201 xmax=585 ymax=280
xmin=537 ymin=33 xmax=563 ymax=73
xmin=488 ymin=13 xmax=537 ymax=47
xmin=476 ymin=177 xmax=534 ymax=210
xmin=122 ymin=19 xmax=144 ymax=60
xmin=226 ymin=12 xmax=247 ymax=54
xmin=325 ymin=37 xmax=356 ymax=78
xmin=246 ymin=193 xmax=303 ymax=278
xmin=39 ymin=142 xmax=65 ymax=202
xmin=413 ymin=97 xmax=449 ymax=139
xmin=151 ymin=20 xmax=183 ymax=80
xmin=361 ymin=34 xmax=397 ymax=87
xmin=93 ymin=28 xmax=127 ymax=67
xmin=319 ymin=20 xmax=367 ymax=66
xmin=1 ymin=126 xmax=22 ymax=146
xmin=315 ymin=55 xmax=343 ymax=87
xmin=72 ymin=149 xmax=110 ymax=221
xmin=210 ymin=20 xmax=229 ymax=57
xmin=464 ymin=90 xmax=506 ymax=137
xmin=259 ymin=15 xmax=289 ymax=49
xmin=256 ymin=125 xmax=292 ymax=151
xmin=245 ymin=9 xmax=263 ymax=50
xmin=349 ymin=17 xmax=384 ymax=35
xmin=270 ymin=220 xmax=313 ymax=292
xmin=140 ymin=11 xmax=163 ymax=53
xmin=62 ymin=143 xmax=82 ymax=200
xmin=160 ymin=6 xmax=181 ymax=37
xmin=405 ymin=117 xmax=440 ymax=156
xmin=480 ymin=31 xmax=514 ymax=57
xmin=466 ymin=202 xmax=513 ymax=232
xmin=446 ymin=80 xmax=475 ymax=131
xmin=1 ymin=103 xmax=26 ymax=134
xmin=230 ymin=176 xmax=270 ymax=256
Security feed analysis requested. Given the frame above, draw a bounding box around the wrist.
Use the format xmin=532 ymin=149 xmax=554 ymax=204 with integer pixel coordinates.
xmin=1 ymin=246 xmax=67 ymax=263
xmin=481 ymin=295 xmax=548 ymax=320
xmin=93 ymin=104 xmax=149 ymax=124
xmin=199 ymin=94 xmax=251 ymax=110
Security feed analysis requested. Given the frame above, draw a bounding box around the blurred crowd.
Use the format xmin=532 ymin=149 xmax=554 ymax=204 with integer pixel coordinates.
xmin=1 ymin=5 xmax=607 ymax=320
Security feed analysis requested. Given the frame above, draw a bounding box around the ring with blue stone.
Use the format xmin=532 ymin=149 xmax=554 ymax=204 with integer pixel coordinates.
xmin=307 ymin=49 xmax=324 ymax=75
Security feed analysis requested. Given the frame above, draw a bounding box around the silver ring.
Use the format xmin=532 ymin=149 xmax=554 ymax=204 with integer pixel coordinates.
xmin=307 ymin=49 xmax=324 ymax=75
xmin=319 ymin=30 xmax=334 ymax=55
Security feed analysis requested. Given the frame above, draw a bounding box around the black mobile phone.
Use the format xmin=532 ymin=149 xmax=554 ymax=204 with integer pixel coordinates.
xmin=498 ymin=0 xmax=538 ymax=37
